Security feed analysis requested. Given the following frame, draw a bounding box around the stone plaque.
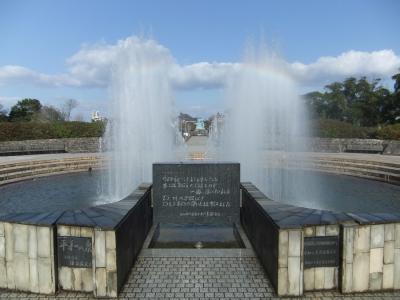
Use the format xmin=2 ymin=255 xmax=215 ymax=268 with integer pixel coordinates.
xmin=304 ymin=236 xmax=339 ymax=268
xmin=153 ymin=162 xmax=240 ymax=224
xmin=57 ymin=236 xmax=92 ymax=268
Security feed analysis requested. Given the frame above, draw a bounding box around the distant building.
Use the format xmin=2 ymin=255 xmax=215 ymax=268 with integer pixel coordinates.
xmin=208 ymin=112 xmax=224 ymax=140
xmin=91 ymin=111 xmax=105 ymax=122
xmin=178 ymin=113 xmax=197 ymax=140
xmin=193 ymin=118 xmax=207 ymax=136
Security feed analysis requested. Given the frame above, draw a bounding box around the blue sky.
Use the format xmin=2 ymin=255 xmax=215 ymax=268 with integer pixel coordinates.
xmin=1 ymin=0 xmax=399 ymax=119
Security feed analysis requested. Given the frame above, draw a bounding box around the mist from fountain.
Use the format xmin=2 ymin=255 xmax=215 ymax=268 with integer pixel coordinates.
xmin=216 ymin=44 xmax=310 ymax=203
xmin=102 ymin=37 xmax=182 ymax=201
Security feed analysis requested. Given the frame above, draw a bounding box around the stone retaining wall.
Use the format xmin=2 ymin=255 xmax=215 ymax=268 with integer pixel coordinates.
xmin=0 ymin=138 xmax=101 ymax=155
xmin=341 ymin=223 xmax=400 ymax=292
xmin=308 ymin=138 xmax=400 ymax=155
xmin=0 ymin=137 xmax=399 ymax=156
xmin=241 ymin=183 xmax=400 ymax=297
xmin=0 ymin=183 xmax=152 ymax=297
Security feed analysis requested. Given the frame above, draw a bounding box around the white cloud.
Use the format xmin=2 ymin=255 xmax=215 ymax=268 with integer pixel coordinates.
xmin=0 ymin=35 xmax=399 ymax=90
xmin=0 ymin=65 xmax=80 ymax=87
xmin=0 ymin=96 xmax=21 ymax=110
xmin=170 ymin=62 xmax=240 ymax=89
xmin=289 ymin=50 xmax=400 ymax=86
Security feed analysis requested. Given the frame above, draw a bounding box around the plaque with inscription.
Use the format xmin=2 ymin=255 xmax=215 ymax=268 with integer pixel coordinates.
xmin=304 ymin=236 xmax=339 ymax=268
xmin=153 ymin=162 xmax=240 ymax=224
xmin=57 ymin=236 xmax=92 ymax=268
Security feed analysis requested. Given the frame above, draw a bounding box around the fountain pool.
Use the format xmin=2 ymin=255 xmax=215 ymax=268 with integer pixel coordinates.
xmin=1 ymin=170 xmax=399 ymax=214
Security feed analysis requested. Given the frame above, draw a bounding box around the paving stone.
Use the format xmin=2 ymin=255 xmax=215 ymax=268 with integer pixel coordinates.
xmin=355 ymin=226 xmax=371 ymax=253
xmin=14 ymin=224 xmax=28 ymax=253
xmin=371 ymin=225 xmax=385 ymax=248
xmin=370 ymin=248 xmax=384 ymax=273
xmin=369 ymin=272 xmax=383 ymax=291
xmin=353 ymin=252 xmax=370 ymax=292
xmin=394 ymin=248 xmax=400 ymax=289
xmin=1 ymin=255 xmax=400 ymax=299
xmin=14 ymin=253 xmax=29 ymax=290
xmin=384 ymin=241 xmax=395 ymax=264
xmin=288 ymin=230 xmax=302 ymax=257
xmin=384 ymin=224 xmax=395 ymax=241
xmin=326 ymin=225 xmax=339 ymax=236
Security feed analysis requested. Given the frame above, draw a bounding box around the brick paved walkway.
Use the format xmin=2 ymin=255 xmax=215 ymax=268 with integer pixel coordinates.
xmin=1 ymin=256 xmax=400 ymax=299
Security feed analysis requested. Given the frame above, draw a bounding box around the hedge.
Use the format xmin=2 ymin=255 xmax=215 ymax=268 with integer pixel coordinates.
xmin=309 ymin=119 xmax=374 ymax=139
xmin=0 ymin=121 xmax=106 ymax=142
xmin=0 ymin=119 xmax=399 ymax=141
xmin=375 ymin=123 xmax=400 ymax=140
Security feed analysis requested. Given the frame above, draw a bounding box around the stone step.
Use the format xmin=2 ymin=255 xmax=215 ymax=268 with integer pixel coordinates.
xmin=288 ymin=160 xmax=400 ymax=176
xmin=0 ymin=156 xmax=103 ymax=169
xmin=309 ymin=156 xmax=400 ymax=169
xmin=0 ymin=159 xmax=103 ymax=175
xmin=290 ymin=159 xmax=400 ymax=175
xmin=0 ymin=164 xmax=103 ymax=184
xmin=293 ymin=164 xmax=400 ymax=185
xmin=265 ymin=155 xmax=400 ymax=169
xmin=187 ymin=152 xmax=207 ymax=160
xmin=0 ymin=168 xmax=102 ymax=186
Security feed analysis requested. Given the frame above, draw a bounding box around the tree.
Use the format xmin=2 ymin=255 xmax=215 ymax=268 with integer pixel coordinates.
xmin=62 ymin=99 xmax=78 ymax=121
xmin=35 ymin=105 xmax=65 ymax=123
xmin=324 ymin=82 xmax=347 ymax=121
xmin=303 ymin=91 xmax=328 ymax=119
xmin=392 ymin=72 xmax=400 ymax=94
xmin=385 ymin=72 xmax=400 ymax=123
xmin=304 ymin=76 xmax=396 ymax=126
xmin=0 ymin=104 xmax=7 ymax=122
xmin=8 ymin=98 xmax=42 ymax=122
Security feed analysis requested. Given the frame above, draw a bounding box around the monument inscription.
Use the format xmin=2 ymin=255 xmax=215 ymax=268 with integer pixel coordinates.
xmin=57 ymin=236 xmax=92 ymax=268
xmin=304 ymin=236 xmax=339 ymax=268
xmin=153 ymin=162 xmax=240 ymax=224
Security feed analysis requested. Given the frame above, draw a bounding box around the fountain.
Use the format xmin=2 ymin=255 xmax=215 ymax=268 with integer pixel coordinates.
xmin=0 ymin=37 xmax=400 ymax=298
xmin=216 ymin=44 xmax=310 ymax=204
xmin=102 ymin=37 xmax=182 ymax=201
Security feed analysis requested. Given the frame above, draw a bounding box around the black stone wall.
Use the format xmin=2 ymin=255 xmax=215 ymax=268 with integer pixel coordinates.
xmin=115 ymin=188 xmax=153 ymax=293
xmin=240 ymin=185 xmax=279 ymax=290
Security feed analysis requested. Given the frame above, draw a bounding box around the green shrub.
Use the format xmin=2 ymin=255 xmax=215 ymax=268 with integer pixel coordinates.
xmin=375 ymin=123 xmax=400 ymax=140
xmin=0 ymin=121 xmax=106 ymax=141
xmin=309 ymin=119 xmax=374 ymax=139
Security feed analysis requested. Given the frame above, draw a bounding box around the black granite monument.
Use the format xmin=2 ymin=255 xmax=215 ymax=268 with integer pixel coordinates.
xmin=153 ymin=162 xmax=240 ymax=225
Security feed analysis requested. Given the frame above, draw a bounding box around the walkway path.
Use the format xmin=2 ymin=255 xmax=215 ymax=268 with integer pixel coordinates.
xmin=1 ymin=254 xmax=399 ymax=299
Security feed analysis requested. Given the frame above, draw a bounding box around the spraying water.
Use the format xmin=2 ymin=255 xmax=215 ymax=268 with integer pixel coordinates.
xmin=102 ymin=37 xmax=181 ymax=201
xmin=216 ymin=44 xmax=309 ymax=203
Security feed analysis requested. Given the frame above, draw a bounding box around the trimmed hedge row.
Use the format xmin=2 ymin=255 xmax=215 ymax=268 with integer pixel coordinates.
xmin=375 ymin=123 xmax=400 ymax=140
xmin=310 ymin=119 xmax=400 ymax=140
xmin=309 ymin=119 xmax=372 ymax=139
xmin=0 ymin=121 xmax=106 ymax=142
xmin=0 ymin=119 xmax=399 ymax=141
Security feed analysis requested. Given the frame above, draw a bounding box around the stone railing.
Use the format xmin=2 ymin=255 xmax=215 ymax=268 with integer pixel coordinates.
xmin=0 ymin=183 xmax=152 ymax=297
xmin=240 ymin=182 xmax=400 ymax=296
xmin=307 ymin=138 xmax=400 ymax=155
